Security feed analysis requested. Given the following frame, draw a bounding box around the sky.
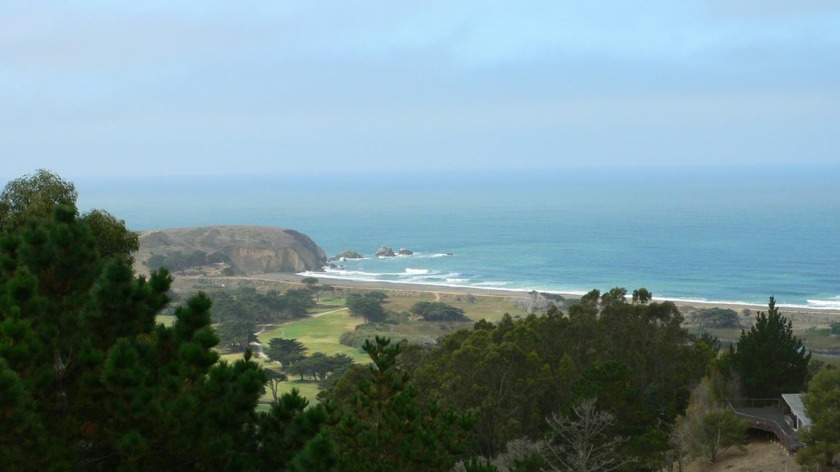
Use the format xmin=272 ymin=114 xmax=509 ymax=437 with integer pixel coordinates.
xmin=2 ymin=1 xmax=839 ymax=179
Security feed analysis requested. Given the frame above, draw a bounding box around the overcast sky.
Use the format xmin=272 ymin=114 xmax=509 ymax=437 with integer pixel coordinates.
xmin=2 ymin=1 xmax=839 ymax=179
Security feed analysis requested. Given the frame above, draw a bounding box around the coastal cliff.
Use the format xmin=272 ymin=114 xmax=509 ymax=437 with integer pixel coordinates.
xmin=134 ymin=226 xmax=326 ymax=276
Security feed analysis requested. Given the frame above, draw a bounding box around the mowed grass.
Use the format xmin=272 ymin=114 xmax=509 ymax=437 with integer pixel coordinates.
xmin=172 ymin=284 xmax=521 ymax=404
xmin=215 ymin=352 xmax=323 ymax=406
xmin=370 ymin=290 xmax=516 ymax=324
xmin=257 ymin=308 xmax=368 ymax=362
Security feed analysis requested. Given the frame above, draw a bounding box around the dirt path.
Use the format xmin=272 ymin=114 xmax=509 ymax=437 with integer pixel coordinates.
xmin=312 ymin=307 xmax=348 ymax=317
xmin=684 ymin=440 xmax=799 ymax=472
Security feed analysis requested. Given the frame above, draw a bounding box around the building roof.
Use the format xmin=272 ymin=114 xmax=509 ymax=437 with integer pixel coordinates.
xmin=781 ymin=394 xmax=812 ymax=428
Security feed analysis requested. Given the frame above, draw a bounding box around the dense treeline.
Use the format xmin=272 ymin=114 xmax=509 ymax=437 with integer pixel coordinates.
xmin=2 ymin=170 xmax=835 ymax=470
xmin=408 ymin=289 xmax=717 ymax=467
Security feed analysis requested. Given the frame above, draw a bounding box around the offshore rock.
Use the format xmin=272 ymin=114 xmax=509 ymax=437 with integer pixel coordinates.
xmin=334 ymin=250 xmax=364 ymax=260
xmin=375 ymin=246 xmax=396 ymax=257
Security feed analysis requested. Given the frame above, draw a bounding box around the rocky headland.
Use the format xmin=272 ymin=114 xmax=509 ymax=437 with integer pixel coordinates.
xmin=134 ymin=226 xmax=326 ymax=276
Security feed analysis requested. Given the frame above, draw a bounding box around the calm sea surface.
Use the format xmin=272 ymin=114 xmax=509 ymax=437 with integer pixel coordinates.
xmin=76 ymin=166 xmax=840 ymax=310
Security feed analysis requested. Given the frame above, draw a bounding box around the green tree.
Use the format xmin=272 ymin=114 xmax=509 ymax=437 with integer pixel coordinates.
xmin=695 ymin=410 xmax=747 ymax=463
xmin=328 ymin=336 xmax=474 ymax=471
xmin=414 ymin=313 xmax=579 ymax=457
xmin=289 ymin=352 xmax=354 ymax=382
xmin=301 ymin=276 xmax=319 ymax=288
xmin=631 ymin=288 xmax=652 ymax=304
xmin=678 ymin=378 xmax=747 ymax=464
xmin=264 ymin=368 xmax=289 ymax=402
xmin=267 ymin=337 xmax=307 ymax=367
xmin=413 ymin=288 xmax=703 ymax=461
xmin=216 ymin=317 xmax=256 ymax=351
xmin=0 ymin=204 xmax=268 ymax=470
xmin=798 ymin=368 xmax=840 ymax=468
xmin=249 ymin=388 xmax=339 ymax=471
xmin=81 ymin=209 xmax=140 ymax=259
xmin=728 ymin=296 xmax=811 ymax=397
xmin=0 ymin=169 xmax=77 ymax=230
xmin=410 ymin=301 xmax=469 ymax=321
xmin=346 ymin=292 xmax=388 ymax=323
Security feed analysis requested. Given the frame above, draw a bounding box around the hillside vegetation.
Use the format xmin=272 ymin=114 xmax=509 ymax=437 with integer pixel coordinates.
xmin=134 ymin=225 xmax=327 ymax=276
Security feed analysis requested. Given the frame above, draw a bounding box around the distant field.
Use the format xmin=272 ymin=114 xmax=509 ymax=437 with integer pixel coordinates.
xmin=257 ymin=308 xmax=368 ymax=361
xmin=169 ymin=278 xmax=840 ymax=405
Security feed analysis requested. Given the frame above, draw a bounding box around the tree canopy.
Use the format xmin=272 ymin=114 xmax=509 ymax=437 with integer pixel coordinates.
xmin=0 ymin=169 xmax=77 ymax=230
xmin=0 ymin=204 xmax=270 ymax=470
xmin=411 ymin=289 xmax=712 ymax=466
xmin=410 ymin=301 xmax=469 ymax=321
xmin=728 ymin=296 xmax=811 ymax=398
xmin=346 ymin=292 xmax=388 ymax=323
xmin=798 ymin=368 xmax=840 ymax=468
xmin=267 ymin=337 xmax=307 ymax=367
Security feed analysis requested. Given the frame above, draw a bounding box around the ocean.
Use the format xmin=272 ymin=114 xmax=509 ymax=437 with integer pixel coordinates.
xmin=75 ymin=165 xmax=840 ymax=310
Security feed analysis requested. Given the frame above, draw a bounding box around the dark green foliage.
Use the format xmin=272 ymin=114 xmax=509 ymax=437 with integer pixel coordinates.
xmin=80 ymin=209 xmax=139 ymax=260
xmin=413 ymin=288 xmax=707 ymax=460
xmin=632 ymin=288 xmax=652 ymax=304
xmin=729 ymin=296 xmax=811 ymax=397
xmin=0 ymin=201 xmax=270 ymax=470
xmin=249 ymin=389 xmax=339 ymax=471
xmin=698 ymin=409 xmax=748 ymax=463
xmin=696 ymin=332 xmax=722 ymax=352
xmin=327 ymin=336 xmax=474 ymax=471
xmin=346 ymin=292 xmax=388 ymax=323
xmin=0 ymin=169 xmax=77 ymax=230
xmin=267 ymin=337 xmax=307 ymax=366
xmin=339 ymin=329 xmax=437 ymax=350
xmin=694 ymin=307 xmax=741 ymax=329
xmin=830 ymin=322 xmax=840 ymax=336
xmin=798 ymin=368 xmax=840 ymax=468
xmin=144 ymin=249 xmax=229 ymax=272
xmin=410 ymin=301 xmax=469 ymax=321
xmin=0 ymin=359 xmax=47 ymax=468
xmin=211 ymin=286 xmax=314 ymax=324
xmin=0 ymin=172 xmax=363 ymax=470
xmin=414 ymin=313 xmax=579 ymax=457
xmin=287 ymin=352 xmax=353 ymax=381
xmin=215 ymin=316 xmax=256 ymax=351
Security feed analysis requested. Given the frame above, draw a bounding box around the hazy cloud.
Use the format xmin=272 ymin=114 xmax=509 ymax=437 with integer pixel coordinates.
xmin=1 ymin=1 xmax=838 ymax=178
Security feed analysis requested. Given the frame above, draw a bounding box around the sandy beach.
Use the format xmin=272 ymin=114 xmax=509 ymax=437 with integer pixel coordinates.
xmin=253 ymin=272 xmax=840 ymax=320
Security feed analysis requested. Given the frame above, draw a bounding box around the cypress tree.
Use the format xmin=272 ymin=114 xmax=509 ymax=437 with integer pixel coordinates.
xmin=729 ymin=296 xmax=811 ymax=398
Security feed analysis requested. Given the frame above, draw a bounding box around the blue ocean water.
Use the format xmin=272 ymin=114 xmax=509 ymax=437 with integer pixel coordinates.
xmin=75 ymin=165 xmax=840 ymax=310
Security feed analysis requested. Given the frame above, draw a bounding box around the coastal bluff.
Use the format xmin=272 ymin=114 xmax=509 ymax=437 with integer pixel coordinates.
xmin=134 ymin=226 xmax=327 ymax=276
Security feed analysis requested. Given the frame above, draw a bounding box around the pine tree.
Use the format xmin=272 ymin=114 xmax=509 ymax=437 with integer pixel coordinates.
xmin=798 ymin=368 xmax=840 ymax=468
xmin=729 ymin=296 xmax=811 ymax=398
xmin=328 ymin=336 xmax=474 ymax=471
xmin=0 ymin=204 xmax=267 ymax=470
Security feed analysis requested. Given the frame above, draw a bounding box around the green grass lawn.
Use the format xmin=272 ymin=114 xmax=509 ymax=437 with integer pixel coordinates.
xmin=174 ymin=283 xmax=521 ymax=404
xmin=379 ymin=291 xmax=515 ymax=323
xmin=257 ymin=308 xmax=369 ymax=362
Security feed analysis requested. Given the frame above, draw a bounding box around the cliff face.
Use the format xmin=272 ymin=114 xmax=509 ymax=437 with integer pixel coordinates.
xmin=135 ymin=226 xmax=326 ymax=276
xmin=224 ymin=229 xmax=325 ymax=274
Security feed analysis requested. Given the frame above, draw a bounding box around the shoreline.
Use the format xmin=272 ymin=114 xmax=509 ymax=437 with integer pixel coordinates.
xmin=252 ymin=272 xmax=840 ymax=318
